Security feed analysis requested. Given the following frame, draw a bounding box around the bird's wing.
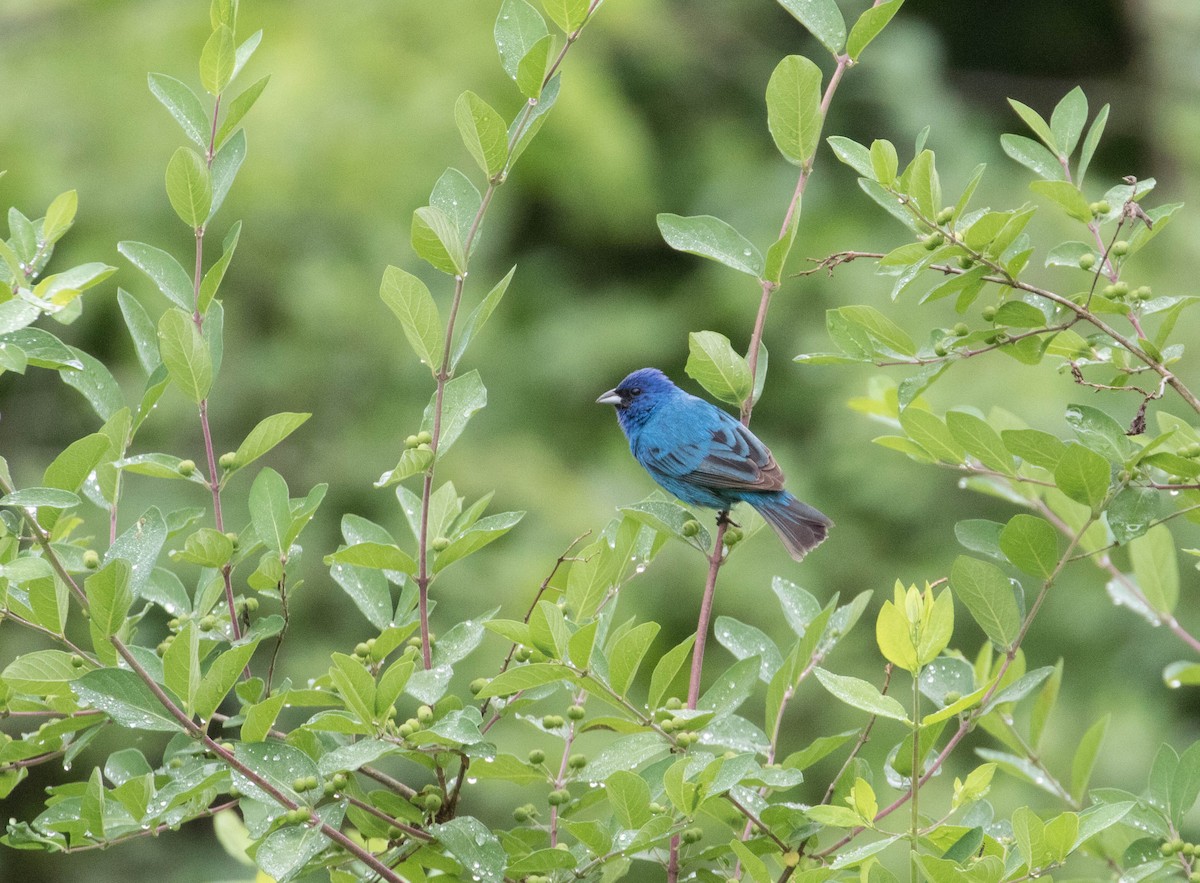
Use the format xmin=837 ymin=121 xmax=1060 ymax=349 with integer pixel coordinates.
xmin=638 ymin=400 xmax=786 ymax=492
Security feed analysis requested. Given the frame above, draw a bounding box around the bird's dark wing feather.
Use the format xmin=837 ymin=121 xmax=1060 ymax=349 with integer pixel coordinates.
xmin=638 ymin=400 xmax=785 ymax=492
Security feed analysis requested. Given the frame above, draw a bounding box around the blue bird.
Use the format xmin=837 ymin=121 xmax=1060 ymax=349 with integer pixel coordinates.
xmin=597 ymin=367 xmax=831 ymax=561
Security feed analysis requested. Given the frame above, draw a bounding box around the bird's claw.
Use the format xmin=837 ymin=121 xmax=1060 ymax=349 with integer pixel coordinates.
xmin=716 ymin=510 xmax=740 ymax=529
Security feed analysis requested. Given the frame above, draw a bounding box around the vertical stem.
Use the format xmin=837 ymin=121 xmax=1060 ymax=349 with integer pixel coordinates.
xmin=910 ymin=668 xmax=921 ymax=883
xmin=687 ymin=521 xmax=727 ymax=709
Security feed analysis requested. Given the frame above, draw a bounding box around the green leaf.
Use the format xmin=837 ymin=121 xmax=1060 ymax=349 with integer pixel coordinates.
xmin=249 ymin=467 xmax=292 ymax=557
xmin=540 ymin=0 xmax=589 ymax=32
xmin=1008 ymin=98 xmax=1058 ymax=152
xmin=454 ymin=91 xmax=509 ymax=178
xmin=814 ymin=668 xmax=908 ymax=721
xmin=72 ymin=668 xmax=184 ymax=732
xmin=148 ymin=73 xmax=209 ymax=148
xmin=107 ymin=507 xmax=166 ymax=599
xmin=421 ymin=369 xmax=486 ymax=456
xmin=1131 ymin=524 xmax=1178 ymax=614
xmin=41 ymin=189 xmax=77 ymax=244
xmin=195 ymin=640 xmax=258 ymax=720
xmin=2 ymin=650 xmax=88 ymax=695
xmin=60 ymin=347 xmax=124 ymax=421
xmin=118 ymin=289 xmax=162 ymax=374
xmin=1000 ymin=133 xmax=1066 ymax=181
xmin=608 ymin=622 xmax=660 ymax=696
xmin=118 ymin=241 xmax=194 ymax=310
xmin=686 ymin=330 xmax=753 ymax=405
xmin=1071 ymin=714 xmax=1109 ymax=801
xmin=208 ymin=129 xmax=245 ymax=221
xmin=173 ymin=527 xmax=235 ymax=567
xmin=496 ymin=0 xmax=549 ymax=80
xmin=451 ymin=266 xmax=514 ymax=369
xmin=44 ymin=432 xmax=110 ymax=494
xmin=428 ymin=817 xmax=505 ymax=883
xmin=1053 ymin=443 xmax=1111 ymax=510
xmin=607 ymin=770 xmax=651 ymax=829
xmin=430 ymin=167 xmax=483 ymax=247
xmin=834 ymin=304 xmax=915 ymax=356
xmin=847 ymin=0 xmax=902 ymax=61
xmin=232 ymin=411 xmax=311 ymax=472
xmin=0 ymin=328 xmax=82 ymax=370
xmin=775 ymin=0 xmax=846 ymax=54
xmin=1050 ymin=86 xmax=1088 ymax=158
xmin=164 ymin=621 xmax=200 ymax=715
xmin=200 ymin=24 xmax=236 ymax=95
xmin=870 ymin=138 xmax=899 ymax=186
xmin=325 ymin=542 xmax=416 ymax=576
xmin=946 ymin=411 xmax=1015 ymax=475
xmin=215 ymin=75 xmax=270 ymax=146
xmin=950 ymin=556 xmax=1021 ymax=650
xmin=827 ymin=135 xmax=872 ymax=177
xmin=648 ymin=635 xmax=695 ymax=710
xmin=992 ymin=300 xmax=1048 ymax=328
xmin=1000 ymin=428 xmax=1065 ymax=470
xmin=1030 ymin=180 xmax=1091 ymax=223
xmin=165 ymin=147 xmax=212 ymax=228
xmin=999 ymin=514 xmax=1060 ymax=579
xmin=380 ymin=265 xmax=443 ymax=373
xmin=1077 ymin=103 xmax=1109 ymax=185
xmin=899 ymin=407 xmax=963 ymax=463
xmin=157 ymin=308 xmax=212 ymax=402
xmin=1065 ymin=403 xmax=1135 ymax=462
xmin=434 ymin=510 xmax=524 ymax=572
xmin=411 ymin=205 xmax=466 ymax=275
xmin=715 ymin=616 xmax=783 ymax=681
xmin=476 ymin=662 xmax=572 ymax=698
xmin=901 ymin=149 xmax=941 ymax=218
xmin=0 ymin=487 xmax=80 ymax=509
xmin=656 ymin=213 xmax=764 ymax=277
xmin=765 ymin=54 xmax=824 ymax=166
xmin=86 ymin=558 xmax=133 ymax=639
xmin=516 ymin=34 xmax=554 ymax=99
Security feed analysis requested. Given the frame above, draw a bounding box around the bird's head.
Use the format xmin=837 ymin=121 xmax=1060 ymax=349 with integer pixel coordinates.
xmin=596 ymin=368 xmax=679 ymax=424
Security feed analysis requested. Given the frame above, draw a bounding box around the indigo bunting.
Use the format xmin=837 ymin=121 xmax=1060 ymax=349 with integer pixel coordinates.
xmin=597 ymin=368 xmax=831 ymax=561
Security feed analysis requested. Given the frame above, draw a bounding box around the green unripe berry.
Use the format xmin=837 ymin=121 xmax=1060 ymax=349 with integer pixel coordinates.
xmin=287 ymin=808 xmax=310 ymax=824
xmin=199 ymin=615 xmax=217 ymax=632
xmin=225 ymin=531 xmax=239 ymax=549
xmin=405 ymin=718 xmax=421 ymax=732
xmin=398 ymin=723 xmax=414 ymax=738
xmin=169 ymin=756 xmax=184 ymax=769
xmin=431 ymin=536 xmax=450 ymax=552
xmin=245 ymin=597 xmax=259 ymax=612
xmin=665 ymin=696 xmax=683 ymax=710
xmin=324 ymin=782 xmax=337 ymax=796
xmin=332 ymin=772 xmax=348 ymax=789
xmin=681 ymin=519 xmax=701 ymax=538
xmin=1134 ymin=285 xmax=1153 ymax=301
xmin=1077 ymin=253 xmax=1096 ymax=270
xmin=1183 ymin=842 xmax=1197 ymax=857
xmin=1102 ymin=284 xmax=1119 ymax=299
xmin=70 ymin=654 xmax=85 ymax=668
xmin=933 ymin=341 xmax=949 ymax=357
xmin=1162 ymin=839 xmax=1180 ymax=856
xmin=648 ymin=802 xmax=666 ymax=814
xmin=723 ymin=527 xmax=743 ymax=546
xmin=547 ymin=788 xmax=570 ymax=806
xmin=935 ymin=206 xmax=955 ymax=224
xmin=568 ymin=753 xmax=587 ymax=769
xmin=528 ymin=749 xmax=546 ymax=765
xmin=660 ymin=718 xmax=676 ymax=733
xmin=404 ymin=434 xmax=420 ymax=449
xmin=417 ymin=704 xmax=434 ymax=724
xmin=168 ymin=617 xmax=180 ymax=630
xmin=981 ymin=305 xmax=997 ymax=322
xmin=416 ymin=442 xmax=432 ymax=453
xmin=681 ymin=827 xmax=703 ymax=844
xmin=515 ymin=646 xmax=532 ymax=662
xmin=567 ymin=704 xmax=586 ymax=720
xmin=957 ymin=255 xmax=974 ymax=269
xmin=1090 ymin=200 xmax=1111 ymax=216
xmin=83 ymin=549 xmax=100 ymax=569
xmin=1110 ymin=281 xmax=1129 ymax=298
xmin=542 ymin=714 xmax=565 ymax=729
xmin=354 ymin=642 xmax=370 ymax=657
xmin=293 ymin=776 xmax=310 ymax=792
xmin=469 ymin=677 xmax=489 ymax=695
xmin=416 ymin=431 xmax=433 ymax=445
xmin=155 ymin=641 xmax=169 ymax=657
xmin=513 ymin=806 xmax=530 ymax=822
xmin=1189 ymin=871 xmax=1200 ymax=883
xmin=1112 ymin=240 xmax=1129 ymax=256
xmin=218 ymin=452 xmax=237 ymax=470
xmin=177 ymin=459 xmax=195 ymax=476
xmin=423 ymin=793 xmax=443 ymax=813
xmin=953 ymin=323 xmax=969 ymax=337
xmin=922 ymin=232 xmax=943 ymax=251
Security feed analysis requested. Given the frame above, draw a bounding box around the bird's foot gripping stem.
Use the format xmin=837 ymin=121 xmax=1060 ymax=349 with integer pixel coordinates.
xmin=715 ymin=510 xmax=740 ymax=529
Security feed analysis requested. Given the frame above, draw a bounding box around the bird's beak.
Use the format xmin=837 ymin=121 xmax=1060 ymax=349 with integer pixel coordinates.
xmin=596 ymin=388 xmax=622 ymax=405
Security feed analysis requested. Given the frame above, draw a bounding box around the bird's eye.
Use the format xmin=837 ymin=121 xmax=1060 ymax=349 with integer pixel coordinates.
xmin=629 ymin=388 xmax=642 ymax=396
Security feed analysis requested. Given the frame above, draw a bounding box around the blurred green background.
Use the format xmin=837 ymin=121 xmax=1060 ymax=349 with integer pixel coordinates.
xmin=3 ymin=0 xmax=1200 ymax=879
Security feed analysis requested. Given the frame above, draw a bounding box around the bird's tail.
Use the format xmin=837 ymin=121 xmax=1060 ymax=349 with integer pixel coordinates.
xmin=752 ymin=492 xmax=833 ymax=562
